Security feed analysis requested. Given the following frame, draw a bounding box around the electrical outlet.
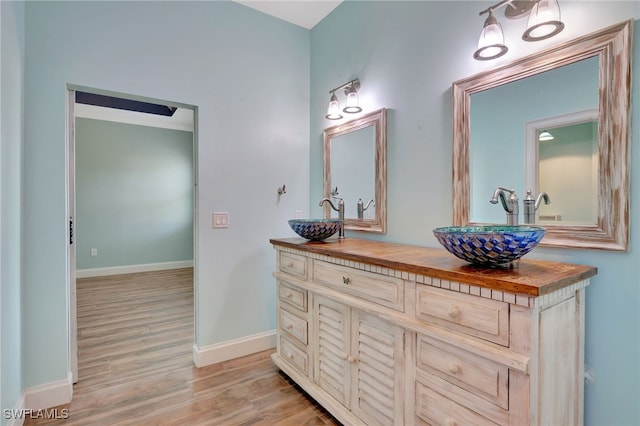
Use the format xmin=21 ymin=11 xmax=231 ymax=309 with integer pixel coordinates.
xmin=90 ymin=248 xmax=98 ymax=257
xmin=295 ymin=210 xmax=303 ymax=218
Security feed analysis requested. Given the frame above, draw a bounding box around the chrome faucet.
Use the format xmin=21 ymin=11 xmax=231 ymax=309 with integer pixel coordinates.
xmin=319 ymin=197 xmax=345 ymax=239
xmin=490 ymin=187 xmax=519 ymax=226
xmin=523 ymin=189 xmax=551 ymax=224
xmin=357 ymin=199 xmax=374 ymax=219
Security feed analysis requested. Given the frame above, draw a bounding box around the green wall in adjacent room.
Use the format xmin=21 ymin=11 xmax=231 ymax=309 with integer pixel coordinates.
xmin=75 ymin=118 xmax=194 ymax=270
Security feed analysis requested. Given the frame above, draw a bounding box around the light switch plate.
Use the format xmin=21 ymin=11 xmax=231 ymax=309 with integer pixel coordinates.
xmin=212 ymin=212 xmax=229 ymax=229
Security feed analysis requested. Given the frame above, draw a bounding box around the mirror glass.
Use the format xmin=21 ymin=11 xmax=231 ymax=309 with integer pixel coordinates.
xmin=323 ymin=108 xmax=387 ymax=233
xmin=469 ymin=57 xmax=599 ymax=224
xmin=453 ymin=21 xmax=632 ymax=251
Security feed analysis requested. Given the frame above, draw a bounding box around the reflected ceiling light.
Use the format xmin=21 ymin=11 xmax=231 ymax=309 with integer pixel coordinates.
xmin=325 ymin=79 xmax=361 ymax=120
xmin=473 ymin=0 xmax=565 ymax=61
xmin=538 ymin=130 xmax=554 ymax=141
xmin=522 ymin=0 xmax=565 ymax=41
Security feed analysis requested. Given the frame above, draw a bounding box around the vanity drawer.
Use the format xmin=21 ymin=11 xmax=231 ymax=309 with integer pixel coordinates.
xmin=417 ymin=334 xmax=508 ymax=409
xmin=279 ymin=282 xmax=307 ymax=312
xmin=279 ymin=251 xmax=308 ymax=279
xmin=313 ymin=261 xmax=404 ymax=311
xmin=279 ymin=308 xmax=308 ymax=345
xmin=416 ymin=286 xmax=509 ymax=346
xmin=280 ymin=335 xmax=309 ymax=375
xmin=416 ymin=382 xmax=499 ymax=426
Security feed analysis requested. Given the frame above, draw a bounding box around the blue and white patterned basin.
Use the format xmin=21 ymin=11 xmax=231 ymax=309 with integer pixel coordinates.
xmin=289 ymin=219 xmax=342 ymax=241
xmin=433 ymin=225 xmax=545 ymax=266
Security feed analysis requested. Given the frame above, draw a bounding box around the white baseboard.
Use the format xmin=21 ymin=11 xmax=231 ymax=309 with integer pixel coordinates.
xmin=6 ymin=394 xmax=25 ymax=426
xmin=76 ymin=260 xmax=194 ymax=278
xmin=193 ymin=330 xmax=276 ymax=367
xmin=22 ymin=372 xmax=73 ymax=411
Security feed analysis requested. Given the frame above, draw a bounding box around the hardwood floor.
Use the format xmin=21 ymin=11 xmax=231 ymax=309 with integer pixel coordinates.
xmin=25 ymin=268 xmax=340 ymax=426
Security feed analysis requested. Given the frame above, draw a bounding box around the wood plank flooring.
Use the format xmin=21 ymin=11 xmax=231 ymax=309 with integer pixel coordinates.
xmin=24 ymin=268 xmax=340 ymax=426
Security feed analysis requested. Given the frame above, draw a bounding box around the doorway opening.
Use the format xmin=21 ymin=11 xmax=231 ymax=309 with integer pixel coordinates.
xmin=66 ymin=86 xmax=198 ymax=383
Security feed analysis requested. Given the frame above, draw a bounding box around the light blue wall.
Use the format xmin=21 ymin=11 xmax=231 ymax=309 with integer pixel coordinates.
xmin=75 ymin=118 xmax=194 ymax=270
xmin=22 ymin=1 xmax=309 ymax=389
xmin=7 ymin=1 xmax=640 ymax=424
xmin=310 ymin=3 xmax=639 ymax=425
xmin=0 ymin=1 xmax=24 ymax=423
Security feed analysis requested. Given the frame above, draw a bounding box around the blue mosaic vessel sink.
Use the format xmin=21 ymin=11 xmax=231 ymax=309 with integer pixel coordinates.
xmin=289 ymin=219 xmax=342 ymax=241
xmin=433 ymin=225 xmax=545 ymax=266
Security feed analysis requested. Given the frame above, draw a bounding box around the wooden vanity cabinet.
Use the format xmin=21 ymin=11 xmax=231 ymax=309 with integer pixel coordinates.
xmin=271 ymin=238 xmax=596 ymax=426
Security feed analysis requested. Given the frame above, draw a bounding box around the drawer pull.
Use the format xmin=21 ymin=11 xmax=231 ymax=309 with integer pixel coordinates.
xmin=448 ymin=306 xmax=461 ymax=319
xmin=342 ymin=276 xmax=351 ymax=285
xmin=448 ymin=363 xmax=460 ymax=374
xmin=286 ymin=262 xmax=295 ymax=268
xmin=287 ymin=353 xmax=295 ymax=360
xmin=286 ymin=324 xmax=293 ymax=330
xmin=285 ymin=292 xmax=293 ymax=299
xmin=444 ymin=418 xmax=456 ymax=426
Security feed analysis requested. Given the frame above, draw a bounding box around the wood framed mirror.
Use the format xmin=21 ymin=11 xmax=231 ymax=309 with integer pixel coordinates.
xmin=323 ymin=108 xmax=387 ymax=233
xmin=453 ymin=20 xmax=632 ymax=251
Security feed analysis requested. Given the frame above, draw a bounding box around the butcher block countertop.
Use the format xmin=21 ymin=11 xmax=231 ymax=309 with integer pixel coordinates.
xmin=270 ymin=237 xmax=597 ymax=297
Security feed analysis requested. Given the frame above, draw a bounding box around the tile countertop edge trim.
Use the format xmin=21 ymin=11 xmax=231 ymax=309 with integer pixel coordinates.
xmin=270 ymin=238 xmax=597 ymax=297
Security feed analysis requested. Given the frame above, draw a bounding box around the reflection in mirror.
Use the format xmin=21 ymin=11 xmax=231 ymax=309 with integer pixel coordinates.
xmin=323 ymin=108 xmax=386 ymax=233
xmin=330 ymin=126 xmax=376 ymax=219
xmin=526 ymin=109 xmax=599 ymax=226
xmin=453 ymin=20 xmax=632 ymax=250
xmin=469 ymin=57 xmax=599 ymax=224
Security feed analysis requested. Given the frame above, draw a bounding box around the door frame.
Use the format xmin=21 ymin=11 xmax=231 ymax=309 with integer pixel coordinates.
xmin=65 ymin=86 xmax=198 ymax=384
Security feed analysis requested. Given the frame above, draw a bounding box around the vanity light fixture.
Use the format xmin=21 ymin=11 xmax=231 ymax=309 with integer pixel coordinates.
xmin=473 ymin=0 xmax=565 ymax=61
xmin=522 ymin=0 xmax=565 ymax=41
xmin=325 ymin=93 xmax=343 ymax=120
xmin=473 ymin=9 xmax=509 ymax=60
xmin=325 ymin=79 xmax=361 ymax=120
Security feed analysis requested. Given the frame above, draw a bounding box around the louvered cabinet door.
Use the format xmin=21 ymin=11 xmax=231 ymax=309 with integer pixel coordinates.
xmin=351 ymin=311 xmax=404 ymax=426
xmin=314 ymin=295 xmax=351 ymax=406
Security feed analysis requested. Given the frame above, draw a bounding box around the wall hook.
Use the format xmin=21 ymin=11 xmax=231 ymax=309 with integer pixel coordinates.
xmin=277 ymin=184 xmax=286 ymax=195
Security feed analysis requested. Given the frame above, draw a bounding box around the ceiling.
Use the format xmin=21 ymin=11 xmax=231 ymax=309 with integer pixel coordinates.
xmin=232 ymin=0 xmax=343 ymax=29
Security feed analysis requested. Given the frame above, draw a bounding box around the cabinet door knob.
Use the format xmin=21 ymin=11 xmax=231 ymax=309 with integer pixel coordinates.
xmin=342 ymin=276 xmax=351 ymax=285
xmin=347 ymin=355 xmax=357 ymax=364
xmin=448 ymin=306 xmax=461 ymax=319
xmin=448 ymin=363 xmax=460 ymax=374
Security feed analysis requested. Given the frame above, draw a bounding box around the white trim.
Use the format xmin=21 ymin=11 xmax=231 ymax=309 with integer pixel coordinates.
xmin=74 ymin=103 xmax=194 ymax=132
xmin=5 ymin=394 xmax=26 ymax=426
xmin=524 ymin=109 xmax=599 ymax=193
xmin=192 ymin=330 xmax=277 ymax=368
xmin=76 ymin=260 xmax=194 ymax=278
xmin=23 ymin=372 xmax=73 ymax=411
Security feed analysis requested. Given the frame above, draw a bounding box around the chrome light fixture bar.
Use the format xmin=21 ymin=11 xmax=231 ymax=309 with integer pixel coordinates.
xmin=474 ymin=0 xmax=564 ymax=61
xmin=325 ymin=79 xmax=361 ymax=120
